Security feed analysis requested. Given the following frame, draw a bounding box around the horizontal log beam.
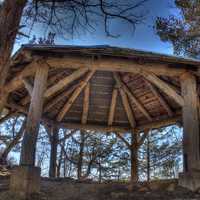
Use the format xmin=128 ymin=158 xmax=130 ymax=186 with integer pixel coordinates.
xmin=5 ymin=102 xmax=182 ymax=134
xmin=46 ymin=56 xmax=187 ymax=77
xmin=135 ymin=115 xmax=181 ymax=132
xmin=57 ymin=122 xmax=132 ymax=133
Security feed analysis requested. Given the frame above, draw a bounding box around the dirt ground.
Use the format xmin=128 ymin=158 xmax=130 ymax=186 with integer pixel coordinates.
xmin=0 ymin=177 xmax=200 ymax=200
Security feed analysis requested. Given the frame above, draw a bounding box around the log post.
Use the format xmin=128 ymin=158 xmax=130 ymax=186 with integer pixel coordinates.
xmin=49 ymin=126 xmax=59 ymax=178
xmin=179 ymin=72 xmax=200 ymax=191
xmin=10 ymin=61 xmax=49 ymax=199
xmin=130 ymin=131 xmax=139 ymax=183
xmin=20 ymin=62 xmax=49 ymax=165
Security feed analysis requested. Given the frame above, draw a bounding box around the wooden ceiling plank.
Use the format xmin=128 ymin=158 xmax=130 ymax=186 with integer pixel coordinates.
xmin=114 ymin=73 xmax=152 ymax=122
xmin=57 ymin=70 xmax=95 ymax=122
xmin=145 ymin=80 xmax=174 ymax=117
xmin=108 ymin=87 xmax=118 ymax=126
xmin=141 ymin=71 xmax=184 ymax=106
xmin=81 ymin=83 xmax=90 ymax=124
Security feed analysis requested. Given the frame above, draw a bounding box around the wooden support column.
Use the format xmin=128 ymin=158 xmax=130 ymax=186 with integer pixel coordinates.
xmin=180 ymin=72 xmax=200 ymax=172
xmin=20 ymin=62 xmax=49 ymax=166
xmin=49 ymin=126 xmax=59 ymax=178
xmin=130 ymin=131 xmax=139 ymax=183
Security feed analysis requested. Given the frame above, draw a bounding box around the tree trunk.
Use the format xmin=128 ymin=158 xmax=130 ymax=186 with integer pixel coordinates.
xmin=49 ymin=126 xmax=59 ymax=178
xmin=0 ymin=0 xmax=27 ymax=112
xmin=147 ymin=134 xmax=150 ymax=182
xmin=130 ymin=132 xmax=138 ymax=183
xmin=0 ymin=119 xmax=26 ymax=165
xmin=57 ymin=141 xmax=64 ymax=178
xmin=77 ymin=131 xmax=85 ymax=180
xmin=98 ymin=161 xmax=102 ymax=183
xmin=20 ymin=63 xmax=49 ymax=166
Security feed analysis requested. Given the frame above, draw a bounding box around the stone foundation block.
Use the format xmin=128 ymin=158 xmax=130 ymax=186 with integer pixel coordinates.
xmin=10 ymin=165 xmax=41 ymax=199
xmin=179 ymin=171 xmax=200 ymax=191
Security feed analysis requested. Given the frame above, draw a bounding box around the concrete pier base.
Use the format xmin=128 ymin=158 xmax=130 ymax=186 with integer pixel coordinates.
xmin=10 ymin=165 xmax=41 ymax=199
xmin=179 ymin=171 xmax=200 ymax=191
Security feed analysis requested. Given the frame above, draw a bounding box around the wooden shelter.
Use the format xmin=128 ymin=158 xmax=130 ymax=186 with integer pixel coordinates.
xmin=3 ymin=44 xmax=200 ymax=195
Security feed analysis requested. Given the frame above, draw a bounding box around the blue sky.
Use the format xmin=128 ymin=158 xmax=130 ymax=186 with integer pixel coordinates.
xmin=15 ymin=0 xmax=178 ymax=55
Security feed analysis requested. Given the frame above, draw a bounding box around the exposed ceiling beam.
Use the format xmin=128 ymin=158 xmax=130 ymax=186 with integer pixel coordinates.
xmin=20 ymin=67 xmax=89 ymax=106
xmin=44 ymin=82 xmax=81 ymax=112
xmin=45 ymin=67 xmax=88 ymax=98
xmin=57 ymin=70 xmax=95 ymax=122
xmin=114 ymin=73 xmax=152 ymax=122
xmin=81 ymin=83 xmax=90 ymax=124
xmin=117 ymin=84 xmax=136 ymax=128
xmin=108 ymin=86 xmax=118 ymax=126
xmin=4 ymin=60 xmax=37 ymax=93
xmin=22 ymin=78 xmax=33 ymax=96
xmin=141 ymin=71 xmax=184 ymax=106
xmin=144 ymin=79 xmax=174 ymax=117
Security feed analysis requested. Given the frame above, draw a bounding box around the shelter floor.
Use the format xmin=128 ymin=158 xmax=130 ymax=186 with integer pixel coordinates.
xmin=0 ymin=177 xmax=200 ymax=200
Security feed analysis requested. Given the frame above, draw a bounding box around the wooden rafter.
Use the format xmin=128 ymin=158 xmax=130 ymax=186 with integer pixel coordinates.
xmin=119 ymin=88 xmax=136 ymax=128
xmin=57 ymin=70 xmax=95 ymax=122
xmin=141 ymin=70 xmax=184 ymax=106
xmin=145 ymin=79 xmax=174 ymax=117
xmin=108 ymin=86 xmax=118 ymax=126
xmin=44 ymin=82 xmax=81 ymax=112
xmin=4 ymin=60 xmax=37 ymax=93
xmin=114 ymin=73 xmax=152 ymax=122
xmin=45 ymin=67 xmax=88 ymax=98
xmin=81 ymin=83 xmax=90 ymax=124
xmin=20 ymin=67 xmax=89 ymax=106
xmin=113 ymin=74 xmax=136 ymax=128
xmin=22 ymin=78 xmax=33 ymax=96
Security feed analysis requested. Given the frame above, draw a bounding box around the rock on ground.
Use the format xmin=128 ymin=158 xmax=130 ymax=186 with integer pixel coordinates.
xmin=0 ymin=178 xmax=200 ymax=200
